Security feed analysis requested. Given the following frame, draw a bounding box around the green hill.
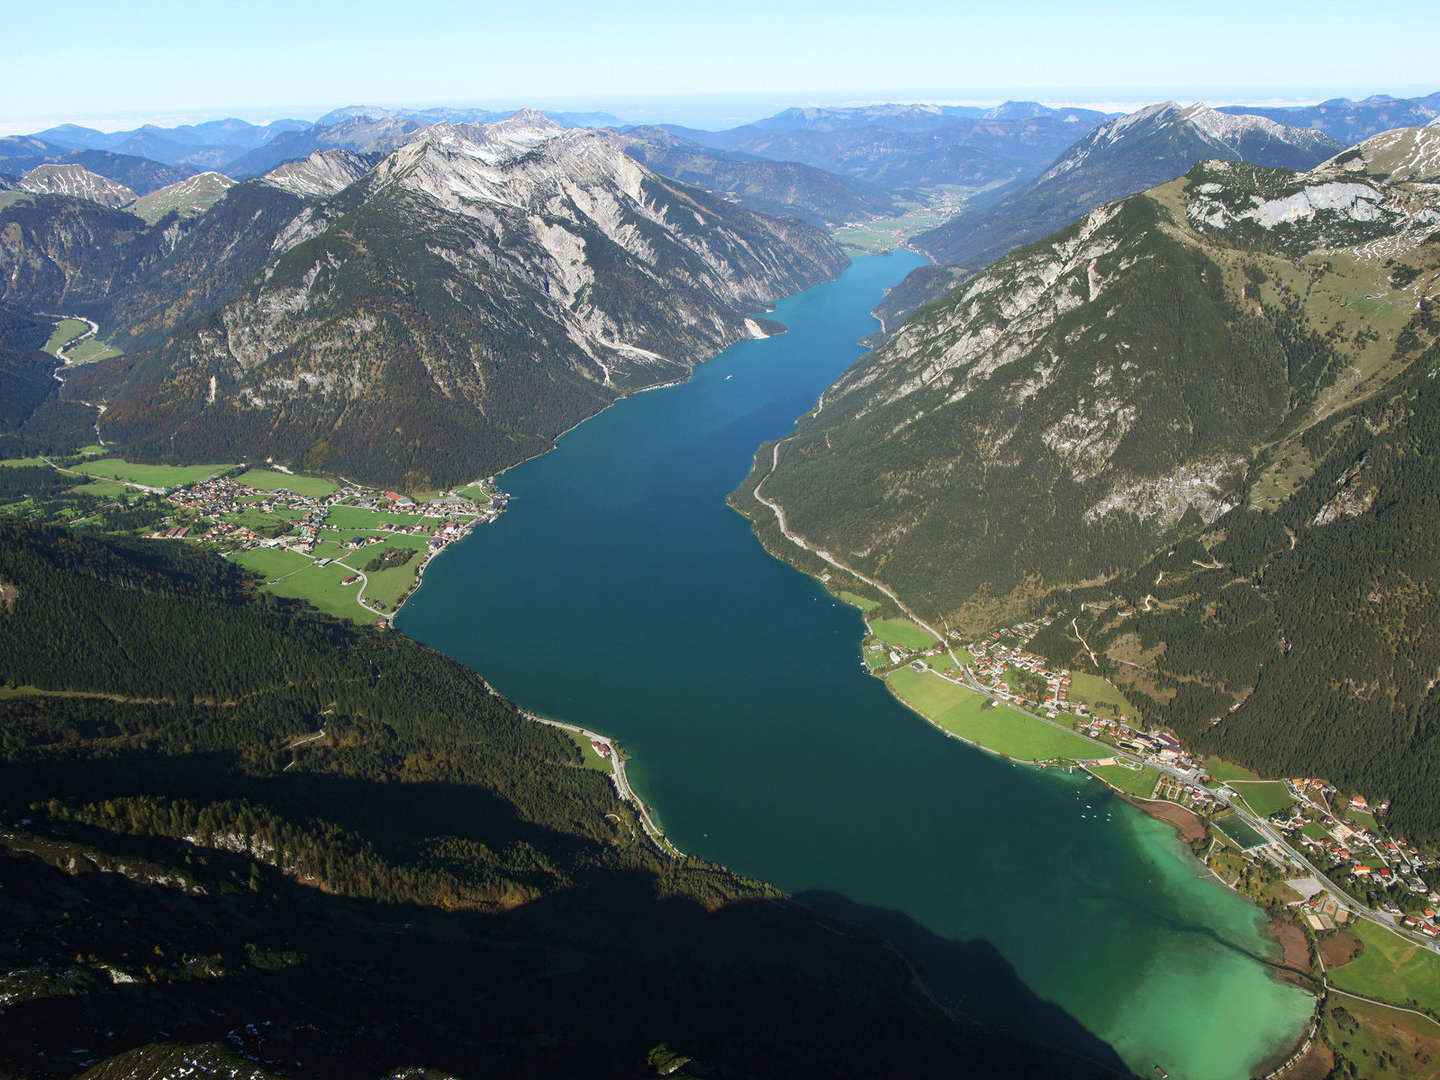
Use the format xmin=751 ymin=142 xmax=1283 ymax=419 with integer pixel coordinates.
xmin=737 ymin=127 xmax=1440 ymax=839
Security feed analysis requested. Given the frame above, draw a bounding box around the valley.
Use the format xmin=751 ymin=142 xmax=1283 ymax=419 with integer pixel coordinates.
xmin=5 ymin=78 xmax=1440 ymax=1079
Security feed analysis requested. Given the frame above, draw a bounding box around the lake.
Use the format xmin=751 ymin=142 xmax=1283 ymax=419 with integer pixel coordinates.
xmin=400 ymin=251 xmax=1314 ymax=1079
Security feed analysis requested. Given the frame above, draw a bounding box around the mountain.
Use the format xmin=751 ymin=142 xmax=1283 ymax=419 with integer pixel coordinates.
xmin=733 ymin=127 xmax=1440 ymax=836
xmin=750 ymin=101 xmax=1109 ymax=134
xmin=223 ymin=115 xmax=428 ymax=177
xmin=19 ymin=163 xmax=138 ymax=208
xmin=880 ymin=102 xmax=1345 ymax=325
xmin=127 ymin=171 xmax=237 ymax=224
xmin=32 ymin=117 xmax=310 ymax=169
xmin=0 ymin=522 xmax=1120 ymax=1079
xmin=54 ymin=148 xmax=195 ymax=194
xmin=665 ymin=109 xmax=1114 ymax=193
xmin=1218 ymin=91 xmax=1440 ymax=145
xmin=90 ymin=113 xmax=845 ymax=488
xmin=610 ymin=126 xmax=901 ymax=227
xmin=0 ymin=135 xmax=70 ymax=176
xmin=259 ymin=149 xmax=376 ymax=198
xmin=230 ymin=108 xmax=631 ymax=178
xmin=316 ymin=104 xmax=626 ymax=128
xmin=910 ymin=102 xmax=1343 ymax=267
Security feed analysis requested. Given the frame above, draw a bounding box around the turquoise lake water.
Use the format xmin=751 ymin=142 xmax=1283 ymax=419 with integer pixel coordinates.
xmin=399 ymin=251 xmax=1314 ymax=1079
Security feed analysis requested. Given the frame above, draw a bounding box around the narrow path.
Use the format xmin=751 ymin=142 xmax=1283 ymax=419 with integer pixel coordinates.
xmin=1071 ymin=616 xmax=1100 ymax=668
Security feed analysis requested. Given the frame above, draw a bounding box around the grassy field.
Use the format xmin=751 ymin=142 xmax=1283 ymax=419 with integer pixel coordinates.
xmin=234 ymin=469 xmax=338 ymax=498
xmin=73 ymin=458 xmax=235 ymax=488
xmin=869 ymin=617 xmax=937 ymax=651
xmin=66 ymin=479 xmax=132 ymax=498
xmin=265 ymin=562 xmax=371 ymax=622
xmin=839 ymin=590 xmax=880 ymax=613
xmin=1322 ymin=992 xmax=1440 ymax=1077
xmin=886 ymin=667 xmax=1101 ymax=761
xmin=1328 ymin=918 xmax=1440 ymax=1014
xmin=228 ymin=547 xmax=311 ymax=582
xmin=1089 ymin=762 xmax=1161 ymax=799
xmin=1205 ymin=756 xmax=1264 ymax=783
xmin=342 ymin=536 xmax=430 ymax=609
xmin=0 ymin=457 xmax=50 ymax=468
xmin=229 ymin=551 xmax=371 ymax=623
xmin=1066 ymin=672 xmax=1138 ymax=718
xmin=64 ymin=339 xmax=122 ymax=364
xmin=563 ymin=730 xmax=613 ymax=773
xmin=325 ymin=505 xmax=429 ymax=530
xmin=44 ymin=319 xmax=89 ymax=354
xmin=1229 ymin=780 xmax=1296 ymax=818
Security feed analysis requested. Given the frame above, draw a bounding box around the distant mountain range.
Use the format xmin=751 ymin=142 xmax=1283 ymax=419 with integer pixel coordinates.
xmin=877 ymin=102 xmax=1345 ymax=325
xmin=656 ymin=102 xmax=1115 ymax=193
xmin=1216 ymin=91 xmax=1440 ymax=144
xmin=610 ymin=126 xmax=902 ymax=228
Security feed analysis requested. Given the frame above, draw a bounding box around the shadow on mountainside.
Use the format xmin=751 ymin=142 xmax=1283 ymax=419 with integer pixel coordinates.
xmin=795 ymin=889 xmax=1134 ymax=1076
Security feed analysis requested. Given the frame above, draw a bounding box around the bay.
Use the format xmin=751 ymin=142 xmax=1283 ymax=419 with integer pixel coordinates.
xmin=399 ymin=251 xmax=1314 ymax=1079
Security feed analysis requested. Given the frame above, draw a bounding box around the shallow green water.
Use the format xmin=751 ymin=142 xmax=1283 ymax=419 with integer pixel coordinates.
xmin=400 ymin=252 xmax=1314 ymax=1078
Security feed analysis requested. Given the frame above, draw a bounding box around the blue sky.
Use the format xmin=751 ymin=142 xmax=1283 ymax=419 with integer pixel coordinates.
xmin=3 ymin=0 xmax=1437 ymax=134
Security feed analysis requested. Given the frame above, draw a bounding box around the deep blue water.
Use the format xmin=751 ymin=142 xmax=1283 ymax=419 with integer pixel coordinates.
xmin=400 ymin=252 xmax=1312 ymax=1079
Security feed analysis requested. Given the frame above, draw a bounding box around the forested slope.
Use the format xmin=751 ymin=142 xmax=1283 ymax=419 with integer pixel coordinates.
xmin=738 ymin=128 xmax=1440 ymax=838
xmin=0 ymin=522 xmax=1123 ymax=1078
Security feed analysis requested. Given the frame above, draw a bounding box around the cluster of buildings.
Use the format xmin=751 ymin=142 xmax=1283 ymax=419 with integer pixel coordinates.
xmin=159 ymin=474 xmax=498 ymax=557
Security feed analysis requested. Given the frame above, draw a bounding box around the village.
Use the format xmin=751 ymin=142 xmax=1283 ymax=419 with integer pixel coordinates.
xmin=861 ymin=605 xmax=1440 ymax=960
xmin=148 ymin=470 xmax=509 ymax=623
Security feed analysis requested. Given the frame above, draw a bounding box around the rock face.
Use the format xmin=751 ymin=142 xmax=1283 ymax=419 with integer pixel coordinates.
xmin=741 ymin=128 xmax=1440 ymax=630
xmin=98 ymin=113 xmax=847 ymax=487
xmin=882 ymin=103 xmax=1346 ymax=325
xmin=19 ymin=163 xmax=138 ymax=209
xmin=738 ymin=128 xmax=1440 ymax=840
xmin=260 ymin=150 xmax=373 ymax=199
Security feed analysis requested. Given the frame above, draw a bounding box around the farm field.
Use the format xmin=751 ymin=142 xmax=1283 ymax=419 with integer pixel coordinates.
xmin=839 ymin=590 xmax=880 ymax=613
xmin=265 ymin=561 xmax=371 ymax=622
xmin=44 ymin=318 xmax=89 ymax=354
xmin=64 ymin=339 xmax=122 ymax=364
xmin=1089 ymin=762 xmax=1161 ymax=799
xmin=869 ymin=617 xmax=937 ymax=651
xmin=72 ymin=458 xmax=236 ymax=488
xmin=886 ymin=667 xmax=1100 ymax=762
xmin=1229 ymin=781 xmax=1296 ymax=818
xmin=1205 ymin=756 xmax=1264 ymax=784
xmin=233 ymin=469 xmax=338 ymax=497
xmin=325 ymin=504 xmax=429 ymax=530
xmin=1327 ymin=919 xmax=1440 ymax=1014
xmin=1066 ymin=672 xmax=1138 ymax=718
xmin=228 ymin=547 xmax=311 ymax=582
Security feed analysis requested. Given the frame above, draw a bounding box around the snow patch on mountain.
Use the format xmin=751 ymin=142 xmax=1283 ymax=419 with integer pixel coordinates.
xmin=19 ymin=163 xmax=136 ymax=208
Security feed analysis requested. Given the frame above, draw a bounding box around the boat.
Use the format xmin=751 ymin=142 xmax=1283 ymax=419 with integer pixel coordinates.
xmin=1154 ymin=1066 xmax=1169 ymax=1079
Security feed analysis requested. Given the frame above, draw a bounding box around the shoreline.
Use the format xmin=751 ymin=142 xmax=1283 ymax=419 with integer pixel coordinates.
xmin=525 ymin=712 xmax=683 ymax=858
xmin=1115 ymin=792 xmax=1207 ymax=844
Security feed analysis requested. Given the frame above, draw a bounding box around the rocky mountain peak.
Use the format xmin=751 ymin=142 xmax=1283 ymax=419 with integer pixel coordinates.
xmin=19 ymin=162 xmax=138 ymax=208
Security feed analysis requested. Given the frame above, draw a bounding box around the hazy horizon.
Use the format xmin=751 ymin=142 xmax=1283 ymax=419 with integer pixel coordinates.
xmin=3 ymin=83 xmax=1437 ymax=139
